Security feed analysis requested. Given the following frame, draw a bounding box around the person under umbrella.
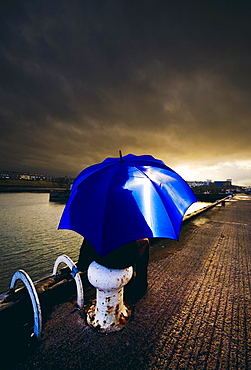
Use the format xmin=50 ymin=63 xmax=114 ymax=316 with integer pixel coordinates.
xmin=59 ymin=153 xmax=197 ymax=301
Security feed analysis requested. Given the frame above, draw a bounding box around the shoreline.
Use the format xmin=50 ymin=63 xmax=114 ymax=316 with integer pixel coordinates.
xmin=0 ymin=179 xmax=69 ymax=193
xmin=0 ymin=187 xmax=67 ymax=193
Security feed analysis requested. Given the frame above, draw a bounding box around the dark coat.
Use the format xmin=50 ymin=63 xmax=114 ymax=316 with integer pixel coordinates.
xmin=77 ymin=238 xmax=149 ymax=270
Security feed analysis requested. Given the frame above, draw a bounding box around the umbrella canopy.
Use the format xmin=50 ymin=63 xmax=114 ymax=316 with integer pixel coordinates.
xmin=58 ymin=153 xmax=197 ymax=257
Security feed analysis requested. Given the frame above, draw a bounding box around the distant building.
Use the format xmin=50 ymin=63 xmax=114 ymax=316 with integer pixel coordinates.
xmin=20 ymin=174 xmax=31 ymax=180
xmin=187 ymin=179 xmax=233 ymax=189
xmin=0 ymin=171 xmax=20 ymax=179
xmin=0 ymin=170 xmax=75 ymax=184
xmin=214 ymin=179 xmax=232 ymax=187
xmin=0 ymin=173 xmax=10 ymax=179
xmin=187 ymin=180 xmax=212 ymax=188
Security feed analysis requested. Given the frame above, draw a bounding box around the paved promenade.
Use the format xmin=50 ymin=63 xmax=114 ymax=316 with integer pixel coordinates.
xmin=19 ymin=194 xmax=251 ymax=369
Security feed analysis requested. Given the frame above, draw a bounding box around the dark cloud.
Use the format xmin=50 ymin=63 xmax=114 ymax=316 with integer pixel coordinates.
xmin=0 ymin=0 xmax=251 ymax=183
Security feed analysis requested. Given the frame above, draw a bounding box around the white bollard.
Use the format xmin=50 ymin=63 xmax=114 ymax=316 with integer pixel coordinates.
xmin=87 ymin=261 xmax=133 ymax=333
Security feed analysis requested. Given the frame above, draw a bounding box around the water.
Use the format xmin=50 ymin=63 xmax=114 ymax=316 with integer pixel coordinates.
xmin=0 ymin=193 xmax=210 ymax=294
xmin=0 ymin=193 xmax=82 ymax=294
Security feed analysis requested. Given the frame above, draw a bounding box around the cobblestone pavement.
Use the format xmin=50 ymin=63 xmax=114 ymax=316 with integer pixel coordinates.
xmin=19 ymin=195 xmax=251 ymax=370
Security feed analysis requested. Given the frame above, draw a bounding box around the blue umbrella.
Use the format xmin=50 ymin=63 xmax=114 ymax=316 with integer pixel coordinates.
xmin=58 ymin=153 xmax=197 ymax=257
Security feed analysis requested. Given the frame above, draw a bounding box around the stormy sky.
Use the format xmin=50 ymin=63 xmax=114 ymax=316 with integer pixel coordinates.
xmin=0 ymin=0 xmax=251 ymax=185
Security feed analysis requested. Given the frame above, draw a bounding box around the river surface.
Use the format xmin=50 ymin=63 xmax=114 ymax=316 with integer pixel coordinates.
xmin=0 ymin=193 xmax=83 ymax=294
xmin=0 ymin=193 xmax=211 ymax=294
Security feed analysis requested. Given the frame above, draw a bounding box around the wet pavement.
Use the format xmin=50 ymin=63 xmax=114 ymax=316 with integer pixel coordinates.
xmin=13 ymin=195 xmax=251 ymax=369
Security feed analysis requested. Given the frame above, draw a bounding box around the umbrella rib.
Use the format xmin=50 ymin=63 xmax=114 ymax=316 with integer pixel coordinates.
xmin=126 ymin=160 xmax=196 ymax=237
xmin=72 ymin=160 xmax=117 ymax=190
xmin=145 ymin=174 xmax=180 ymax=237
xmin=126 ymin=162 xmax=179 ymax=238
xmin=145 ymin=175 xmax=196 ymax=237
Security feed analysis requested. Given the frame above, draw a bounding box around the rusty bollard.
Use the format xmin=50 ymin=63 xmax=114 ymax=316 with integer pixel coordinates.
xmin=87 ymin=261 xmax=133 ymax=332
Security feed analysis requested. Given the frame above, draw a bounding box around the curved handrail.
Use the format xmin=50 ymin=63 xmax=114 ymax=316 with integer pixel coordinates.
xmin=53 ymin=254 xmax=84 ymax=309
xmin=10 ymin=269 xmax=42 ymax=339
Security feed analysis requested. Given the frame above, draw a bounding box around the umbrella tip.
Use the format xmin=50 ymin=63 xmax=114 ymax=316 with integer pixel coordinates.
xmin=119 ymin=150 xmax=124 ymax=162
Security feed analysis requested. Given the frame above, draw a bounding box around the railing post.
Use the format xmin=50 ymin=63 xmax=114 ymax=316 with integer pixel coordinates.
xmin=10 ymin=270 xmax=42 ymax=339
xmin=53 ymin=254 xmax=84 ymax=309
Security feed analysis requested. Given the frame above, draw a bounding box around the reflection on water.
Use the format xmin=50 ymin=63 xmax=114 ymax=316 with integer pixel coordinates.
xmin=0 ymin=193 xmax=82 ymax=293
